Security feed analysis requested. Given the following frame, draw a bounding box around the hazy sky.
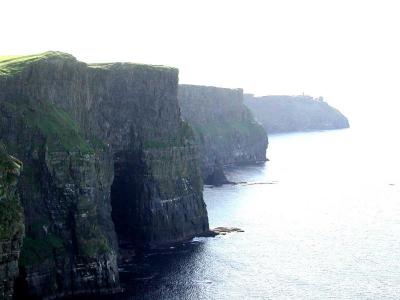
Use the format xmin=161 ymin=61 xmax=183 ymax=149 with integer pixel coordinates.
xmin=2 ymin=0 xmax=400 ymax=126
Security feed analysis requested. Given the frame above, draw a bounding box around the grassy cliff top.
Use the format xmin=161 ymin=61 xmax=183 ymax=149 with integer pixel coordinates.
xmin=0 ymin=51 xmax=76 ymax=76
xmin=89 ymin=62 xmax=178 ymax=73
xmin=0 ymin=51 xmax=177 ymax=76
xmin=0 ymin=51 xmax=75 ymax=64
xmin=180 ymin=84 xmax=242 ymax=93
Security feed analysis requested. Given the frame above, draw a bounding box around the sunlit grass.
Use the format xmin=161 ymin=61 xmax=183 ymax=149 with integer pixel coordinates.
xmin=0 ymin=55 xmax=21 ymax=62
xmin=0 ymin=53 xmax=47 ymax=65
xmin=0 ymin=51 xmax=177 ymax=76
xmin=89 ymin=62 xmax=177 ymax=72
xmin=0 ymin=51 xmax=74 ymax=76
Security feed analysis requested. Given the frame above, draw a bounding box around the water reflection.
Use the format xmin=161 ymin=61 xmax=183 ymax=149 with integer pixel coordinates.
xmin=95 ymin=128 xmax=400 ymax=299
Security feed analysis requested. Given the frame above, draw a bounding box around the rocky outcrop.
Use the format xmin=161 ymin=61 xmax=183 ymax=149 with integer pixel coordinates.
xmin=244 ymin=94 xmax=349 ymax=134
xmin=0 ymin=52 xmax=208 ymax=299
xmin=0 ymin=145 xmax=24 ymax=300
xmin=178 ymin=85 xmax=268 ymax=184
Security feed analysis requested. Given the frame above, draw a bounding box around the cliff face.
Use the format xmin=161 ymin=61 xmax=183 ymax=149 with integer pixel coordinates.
xmin=0 ymin=54 xmax=120 ymax=298
xmin=90 ymin=65 xmax=208 ymax=247
xmin=0 ymin=146 xmax=24 ymax=300
xmin=244 ymin=94 xmax=349 ymax=134
xmin=178 ymin=85 xmax=268 ymax=184
xmin=0 ymin=52 xmax=208 ymax=298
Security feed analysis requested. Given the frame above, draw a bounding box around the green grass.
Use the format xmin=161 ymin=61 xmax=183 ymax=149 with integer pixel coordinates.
xmin=0 ymin=56 xmax=20 ymax=62
xmin=24 ymin=102 xmax=93 ymax=153
xmin=0 ymin=51 xmax=75 ymax=76
xmin=89 ymin=62 xmax=177 ymax=72
xmin=3 ymin=97 xmax=106 ymax=154
xmin=1 ymin=100 xmax=92 ymax=153
xmin=0 ymin=51 xmax=177 ymax=77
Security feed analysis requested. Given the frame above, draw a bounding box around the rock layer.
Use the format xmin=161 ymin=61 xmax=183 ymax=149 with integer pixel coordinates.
xmin=0 ymin=58 xmax=120 ymax=298
xmin=0 ymin=52 xmax=208 ymax=298
xmin=178 ymin=85 xmax=268 ymax=184
xmin=244 ymin=94 xmax=349 ymax=134
xmin=0 ymin=145 xmax=24 ymax=300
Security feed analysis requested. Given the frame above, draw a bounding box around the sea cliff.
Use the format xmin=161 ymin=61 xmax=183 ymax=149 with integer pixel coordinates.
xmin=0 ymin=52 xmax=208 ymax=299
xmin=178 ymin=85 xmax=268 ymax=184
xmin=244 ymin=94 xmax=349 ymax=134
xmin=0 ymin=145 xmax=24 ymax=300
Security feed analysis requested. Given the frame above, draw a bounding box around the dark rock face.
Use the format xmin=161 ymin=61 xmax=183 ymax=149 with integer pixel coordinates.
xmin=244 ymin=94 xmax=350 ymax=134
xmin=178 ymin=85 xmax=268 ymax=184
xmin=0 ymin=52 xmax=208 ymax=298
xmin=111 ymin=145 xmax=207 ymax=248
xmin=0 ymin=72 xmax=120 ymax=298
xmin=205 ymin=163 xmax=231 ymax=186
xmin=98 ymin=70 xmax=209 ymax=247
xmin=0 ymin=146 xmax=24 ymax=300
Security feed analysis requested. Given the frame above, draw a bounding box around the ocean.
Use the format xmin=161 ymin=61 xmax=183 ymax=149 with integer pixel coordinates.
xmin=99 ymin=127 xmax=400 ymax=299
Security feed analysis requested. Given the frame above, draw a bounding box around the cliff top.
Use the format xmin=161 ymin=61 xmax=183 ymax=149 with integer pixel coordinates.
xmin=0 ymin=51 xmax=76 ymax=75
xmin=0 ymin=51 xmax=177 ymax=76
xmin=89 ymin=62 xmax=177 ymax=73
xmin=245 ymin=94 xmax=321 ymax=101
xmin=180 ymin=84 xmax=243 ymax=93
xmin=0 ymin=51 xmax=75 ymax=64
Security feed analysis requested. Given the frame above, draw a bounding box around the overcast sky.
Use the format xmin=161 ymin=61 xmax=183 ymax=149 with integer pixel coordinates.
xmin=2 ymin=0 xmax=400 ymax=127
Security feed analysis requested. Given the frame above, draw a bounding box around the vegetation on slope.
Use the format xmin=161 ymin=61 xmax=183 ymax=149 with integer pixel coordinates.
xmin=0 ymin=51 xmax=75 ymax=76
xmin=0 ymin=144 xmax=24 ymax=240
xmin=3 ymin=100 xmax=93 ymax=153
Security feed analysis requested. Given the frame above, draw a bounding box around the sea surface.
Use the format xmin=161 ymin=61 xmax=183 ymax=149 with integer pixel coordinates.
xmin=101 ymin=127 xmax=400 ymax=299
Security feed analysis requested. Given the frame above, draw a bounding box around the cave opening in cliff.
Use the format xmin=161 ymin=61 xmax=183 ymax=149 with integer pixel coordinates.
xmin=110 ymin=151 xmax=149 ymax=249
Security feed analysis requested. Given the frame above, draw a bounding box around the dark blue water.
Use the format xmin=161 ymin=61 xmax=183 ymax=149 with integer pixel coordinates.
xmin=101 ymin=128 xmax=400 ymax=299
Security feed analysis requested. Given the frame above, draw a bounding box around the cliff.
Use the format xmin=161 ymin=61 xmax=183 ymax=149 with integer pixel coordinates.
xmin=244 ymin=94 xmax=349 ymax=134
xmin=0 ymin=145 xmax=24 ymax=300
xmin=0 ymin=52 xmax=208 ymax=299
xmin=178 ymin=85 xmax=268 ymax=184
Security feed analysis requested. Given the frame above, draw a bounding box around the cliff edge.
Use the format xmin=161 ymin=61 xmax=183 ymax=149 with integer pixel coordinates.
xmin=178 ymin=85 xmax=268 ymax=184
xmin=244 ymin=94 xmax=349 ymax=134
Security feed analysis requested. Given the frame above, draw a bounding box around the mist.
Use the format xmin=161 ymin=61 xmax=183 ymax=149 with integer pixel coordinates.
xmin=3 ymin=1 xmax=400 ymax=299
xmin=2 ymin=0 xmax=400 ymax=131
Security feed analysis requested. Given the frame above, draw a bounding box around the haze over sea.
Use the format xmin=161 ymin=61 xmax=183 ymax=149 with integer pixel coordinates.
xmin=3 ymin=1 xmax=400 ymax=299
xmin=89 ymin=114 xmax=400 ymax=300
